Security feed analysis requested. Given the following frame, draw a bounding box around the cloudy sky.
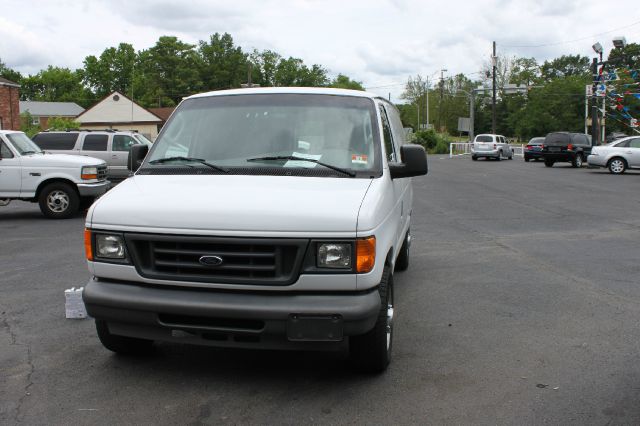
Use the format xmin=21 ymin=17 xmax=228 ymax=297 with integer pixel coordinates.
xmin=1 ymin=0 xmax=639 ymax=101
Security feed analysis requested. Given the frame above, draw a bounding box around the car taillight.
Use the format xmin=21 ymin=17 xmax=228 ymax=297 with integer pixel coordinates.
xmin=493 ymin=143 xmax=496 ymax=149
xmin=567 ymin=144 xmax=573 ymax=151
xmin=525 ymin=145 xmax=531 ymax=150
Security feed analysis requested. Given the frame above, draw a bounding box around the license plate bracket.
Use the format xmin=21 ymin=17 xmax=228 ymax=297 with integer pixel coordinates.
xmin=286 ymin=315 xmax=344 ymax=342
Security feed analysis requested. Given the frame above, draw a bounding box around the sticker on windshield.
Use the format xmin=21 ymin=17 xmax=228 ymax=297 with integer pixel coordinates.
xmin=284 ymin=152 xmax=322 ymax=168
xmin=351 ymin=154 xmax=368 ymax=165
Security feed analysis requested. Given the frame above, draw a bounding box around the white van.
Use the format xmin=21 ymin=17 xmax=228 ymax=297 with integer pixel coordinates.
xmin=471 ymin=134 xmax=513 ymax=161
xmin=82 ymin=88 xmax=428 ymax=372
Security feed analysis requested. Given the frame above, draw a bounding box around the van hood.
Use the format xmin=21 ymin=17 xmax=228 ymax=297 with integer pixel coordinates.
xmin=21 ymin=153 xmax=105 ymax=167
xmin=90 ymin=175 xmax=373 ymax=234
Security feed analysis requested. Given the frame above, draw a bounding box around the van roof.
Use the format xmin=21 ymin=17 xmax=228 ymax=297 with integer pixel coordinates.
xmin=186 ymin=87 xmax=381 ymax=100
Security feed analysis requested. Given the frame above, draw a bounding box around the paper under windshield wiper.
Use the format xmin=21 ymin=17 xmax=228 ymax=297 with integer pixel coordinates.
xmin=246 ymin=156 xmax=356 ymax=177
xmin=148 ymin=156 xmax=229 ymax=173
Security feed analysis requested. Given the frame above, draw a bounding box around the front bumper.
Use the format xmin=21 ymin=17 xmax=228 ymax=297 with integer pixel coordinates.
xmin=77 ymin=180 xmax=110 ymax=197
xmin=83 ymin=279 xmax=381 ymax=350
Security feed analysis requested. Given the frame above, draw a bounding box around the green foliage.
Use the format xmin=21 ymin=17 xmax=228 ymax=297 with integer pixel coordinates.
xmin=82 ymin=43 xmax=136 ymax=98
xmin=0 ymin=58 xmax=22 ymax=83
xmin=20 ymin=66 xmax=94 ymax=107
xmin=20 ymin=112 xmax=41 ymax=138
xmin=47 ymin=116 xmax=81 ymax=130
xmin=198 ymin=33 xmax=247 ymax=90
xmin=328 ymin=74 xmax=364 ymax=90
xmin=540 ymin=55 xmax=590 ymax=81
xmin=413 ymin=129 xmax=450 ymax=154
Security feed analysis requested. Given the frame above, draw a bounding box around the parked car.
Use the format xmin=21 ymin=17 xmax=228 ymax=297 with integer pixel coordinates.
xmin=524 ymin=137 xmax=544 ymax=162
xmin=541 ymin=132 xmax=592 ymax=168
xmin=471 ymin=134 xmax=513 ymax=161
xmin=587 ymin=136 xmax=640 ymax=174
xmin=0 ymin=130 xmax=108 ymax=218
xmin=32 ymin=130 xmax=151 ymax=180
xmin=605 ymin=132 xmax=628 ymax=144
xmin=82 ymin=87 xmax=429 ymax=372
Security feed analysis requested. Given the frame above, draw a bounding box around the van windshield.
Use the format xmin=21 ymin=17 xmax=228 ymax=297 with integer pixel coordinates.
xmin=145 ymin=94 xmax=380 ymax=176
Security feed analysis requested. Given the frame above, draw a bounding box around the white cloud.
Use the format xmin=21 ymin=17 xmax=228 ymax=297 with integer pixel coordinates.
xmin=1 ymin=0 xmax=638 ymax=102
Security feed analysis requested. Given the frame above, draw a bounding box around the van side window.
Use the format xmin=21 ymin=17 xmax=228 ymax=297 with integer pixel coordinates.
xmin=32 ymin=133 xmax=78 ymax=150
xmin=1 ymin=141 xmax=14 ymax=158
xmin=378 ymin=106 xmax=396 ymax=162
xmin=113 ymin=135 xmax=138 ymax=151
xmin=82 ymin=134 xmax=108 ymax=151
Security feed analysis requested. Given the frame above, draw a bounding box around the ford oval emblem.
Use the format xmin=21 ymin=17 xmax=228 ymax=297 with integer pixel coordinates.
xmin=199 ymin=255 xmax=224 ymax=267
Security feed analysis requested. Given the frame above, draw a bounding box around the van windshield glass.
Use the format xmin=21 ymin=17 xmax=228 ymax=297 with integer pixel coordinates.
xmin=146 ymin=94 xmax=380 ymax=174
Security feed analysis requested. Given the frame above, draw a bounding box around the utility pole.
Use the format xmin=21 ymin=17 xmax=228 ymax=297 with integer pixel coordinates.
xmin=438 ymin=69 xmax=447 ymax=132
xmin=425 ymin=78 xmax=429 ymax=129
xmin=492 ymin=41 xmax=497 ymax=134
xmin=469 ymin=90 xmax=475 ymax=141
xmin=248 ymin=62 xmax=253 ymax=88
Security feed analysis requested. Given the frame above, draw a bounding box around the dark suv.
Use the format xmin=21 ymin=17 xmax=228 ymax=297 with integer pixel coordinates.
xmin=541 ymin=132 xmax=592 ymax=168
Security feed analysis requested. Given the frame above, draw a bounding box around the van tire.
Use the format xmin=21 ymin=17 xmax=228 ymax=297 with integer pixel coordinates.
xmin=38 ymin=182 xmax=79 ymax=219
xmin=349 ymin=266 xmax=393 ymax=373
xmin=95 ymin=320 xmax=153 ymax=355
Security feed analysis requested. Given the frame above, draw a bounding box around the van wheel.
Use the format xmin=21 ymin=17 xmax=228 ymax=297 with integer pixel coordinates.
xmin=38 ymin=182 xmax=79 ymax=219
xmin=395 ymin=230 xmax=410 ymax=272
xmin=95 ymin=320 xmax=154 ymax=355
xmin=349 ymin=266 xmax=393 ymax=373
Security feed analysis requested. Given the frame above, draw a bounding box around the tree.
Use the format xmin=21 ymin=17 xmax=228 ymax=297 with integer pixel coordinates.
xmin=510 ymin=57 xmax=540 ymax=86
xmin=198 ymin=33 xmax=247 ymax=91
xmin=20 ymin=112 xmax=40 ymax=137
xmin=20 ymin=66 xmax=93 ymax=107
xmin=82 ymin=43 xmax=137 ymax=98
xmin=135 ymin=36 xmax=202 ymax=107
xmin=250 ymin=49 xmax=281 ymax=87
xmin=47 ymin=116 xmax=81 ymax=130
xmin=540 ymin=55 xmax=590 ymax=81
xmin=328 ymin=74 xmax=364 ymax=90
xmin=0 ymin=58 xmax=22 ymax=83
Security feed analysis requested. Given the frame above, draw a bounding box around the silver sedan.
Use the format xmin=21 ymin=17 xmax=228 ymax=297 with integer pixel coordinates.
xmin=588 ymin=136 xmax=640 ymax=174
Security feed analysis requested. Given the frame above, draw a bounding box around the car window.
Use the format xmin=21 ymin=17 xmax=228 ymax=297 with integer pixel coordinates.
xmin=113 ymin=135 xmax=139 ymax=152
xmin=614 ymin=139 xmax=630 ymax=148
xmin=32 ymin=133 xmax=78 ymax=150
xmin=1 ymin=141 xmax=14 ymax=158
xmin=379 ymin=105 xmax=396 ymax=162
xmin=629 ymin=138 xmax=640 ymax=148
xmin=82 ymin=134 xmax=109 ymax=151
xmin=475 ymin=135 xmax=493 ymax=142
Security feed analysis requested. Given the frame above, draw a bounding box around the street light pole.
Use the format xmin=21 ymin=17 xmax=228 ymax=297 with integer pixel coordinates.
xmin=591 ymin=57 xmax=599 ymax=146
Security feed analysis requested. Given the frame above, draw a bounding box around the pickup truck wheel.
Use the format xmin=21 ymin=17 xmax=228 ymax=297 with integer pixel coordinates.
xmin=572 ymin=154 xmax=583 ymax=168
xmin=544 ymin=159 xmax=554 ymax=167
xmin=608 ymin=157 xmax=627 ymax=174
xmin=349 ymin=266 xmax=393 ymax=373
xmin=395 ymin=230 xmax=410 ymax=272
xmin=38 ymin=182 xmax=79 ymax=219
xmin=95 ymin=320 xmax=153 ymax=355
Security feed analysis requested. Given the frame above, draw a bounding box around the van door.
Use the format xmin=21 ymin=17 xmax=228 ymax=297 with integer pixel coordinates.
xmin=383 ymin=103 xmax=412 ymax=245
xmin=0 ymin=138 xmax=22 ymax=197
xmin=111 ymin=134 xmax=139 ymax=178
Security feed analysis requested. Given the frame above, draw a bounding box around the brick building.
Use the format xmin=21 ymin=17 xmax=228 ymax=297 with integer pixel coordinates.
xmin=0 ymin=77 xmax=20 ymax=130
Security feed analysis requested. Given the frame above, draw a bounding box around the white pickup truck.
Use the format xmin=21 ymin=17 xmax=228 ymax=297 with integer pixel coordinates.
xmin=0 ymin=130 xmax=109 ymax=218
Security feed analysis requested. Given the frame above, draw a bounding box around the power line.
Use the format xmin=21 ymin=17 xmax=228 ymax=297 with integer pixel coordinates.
xmin=501 ymin=19 xmax=640 ymax=48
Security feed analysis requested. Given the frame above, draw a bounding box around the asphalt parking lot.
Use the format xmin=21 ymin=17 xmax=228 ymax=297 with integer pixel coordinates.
xmin=1 ymin=157 xmax=639 ymax=425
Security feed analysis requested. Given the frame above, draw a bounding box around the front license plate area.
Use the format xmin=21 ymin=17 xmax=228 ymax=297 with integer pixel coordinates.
xmin=287 ymin=315 xmax=344 ymax=341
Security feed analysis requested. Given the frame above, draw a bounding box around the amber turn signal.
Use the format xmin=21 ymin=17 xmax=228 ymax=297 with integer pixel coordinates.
xmin=84 ymin=228 xmax=93 ymax=261
xmin=356 ymin=236 xmax=376 ymax=273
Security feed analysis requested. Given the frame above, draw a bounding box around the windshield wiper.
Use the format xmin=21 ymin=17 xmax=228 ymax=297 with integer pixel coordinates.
xmin=148 ymin=156 xmax=229 ymax=173
xmin=246 ymin=156 xmax=356 ymax=177
xmin=21 ymin=150 xmax=39 ymax=155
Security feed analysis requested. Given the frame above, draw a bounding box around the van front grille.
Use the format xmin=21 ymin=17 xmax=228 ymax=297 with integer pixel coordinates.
xmin=125 ymin=233 xmax=308 ymax=286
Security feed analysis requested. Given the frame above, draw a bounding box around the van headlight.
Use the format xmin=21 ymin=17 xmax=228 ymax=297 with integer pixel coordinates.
xmin=96 ymin=234 xmax=126 ymax=259
xmin=317 ymin=243 xmax=352 ymax=269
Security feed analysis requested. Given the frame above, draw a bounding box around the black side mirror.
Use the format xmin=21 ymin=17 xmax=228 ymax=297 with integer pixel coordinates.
xmin=128 ymin=144 xmax=149 ymax=172
xmin=389 ymin=144 xmax=428 ymax=179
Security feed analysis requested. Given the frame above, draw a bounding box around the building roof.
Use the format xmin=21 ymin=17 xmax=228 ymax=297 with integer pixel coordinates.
xmin=76 ymin=91 xmax=162 ymax=124
xmin=20 ymin=101 xmax=85 ymax=117
xmin=0 ymin=76 xmax=20 ymax=88
xmin=148 ymin=107 xmax=175 ymax=122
